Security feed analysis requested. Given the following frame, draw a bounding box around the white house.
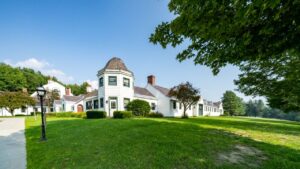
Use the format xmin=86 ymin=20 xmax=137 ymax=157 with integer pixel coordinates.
xmin=82 ymin=57 xmax=223 ymax=117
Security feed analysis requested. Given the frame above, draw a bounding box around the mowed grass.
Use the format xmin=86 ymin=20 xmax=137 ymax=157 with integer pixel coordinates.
xmin=25 ymin=117 xmax=300 ymax=169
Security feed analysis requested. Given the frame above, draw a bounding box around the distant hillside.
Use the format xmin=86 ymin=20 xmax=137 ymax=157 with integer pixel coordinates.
xmin=0 ymin=63 xmax=64 ymax=94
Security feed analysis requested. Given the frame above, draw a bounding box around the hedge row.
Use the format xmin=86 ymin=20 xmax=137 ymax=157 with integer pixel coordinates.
xmin=29 ymin=110 xmax=164 ymax=119
xmin=86 ymin=111 xmax=106 ymax=119
xmin=113 ymin=111 xmax=133 ymax=119
xmin=147 ymin=112 xmax=164 ymax=118
xmin=47 ymin=112 xmax=86 ymax=118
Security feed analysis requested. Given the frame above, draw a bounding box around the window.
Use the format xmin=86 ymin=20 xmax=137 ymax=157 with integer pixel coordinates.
xmin=111 ymin=101 xmax=116 ymax=109
xmin=124 ymin=98 xmax=130 ymax=109
xmin=108 ymin=76 xmax=117 ymax=86
xmin=151 ymin=103 xmax=156 ymax=110
xmin=173 ymin=101 xmax=177 ymax=109
xmin=62 ymin=104 xmax=65 ymax=111
xmin=100 ymin=98 xmax=104 ymax=108
xmin=71 ymin=106 xmax=74 ymax=111
xmin=189 ymin=105 xmax=191 ymax=110
xmin=214 ymin=108 xmax=216 ymax=112
xmin=21 ymin=106 xmax=26 ymax=113
xmin=94 ymin=100 xmax=99 ymax=109
xmin=123 ymin=78 xmax=130 ymax=87
xmin=86 ymin=101 xmax=92 ymax=110
xmin=179 ymin=103 xmax=182 ymax=110
xmin=99 ymin=77 xmax=104 ymax=87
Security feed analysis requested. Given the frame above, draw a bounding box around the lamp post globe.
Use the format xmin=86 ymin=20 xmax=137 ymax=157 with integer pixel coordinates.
xmin=37 ymin=86 xmax=46 ymax=97
xmin=36 ymin=86 xmax=47 ymax=141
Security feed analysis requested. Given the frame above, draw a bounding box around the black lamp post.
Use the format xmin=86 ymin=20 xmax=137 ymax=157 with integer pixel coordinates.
xmin=36 ymin=86 xmax=47 ymax=141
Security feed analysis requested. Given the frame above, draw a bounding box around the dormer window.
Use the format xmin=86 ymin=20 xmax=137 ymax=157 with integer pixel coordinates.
xmin=123 ymin=78 xmax=130 ymax=87
xmin=108 ymin=76 xmax=117 ymax=86
xmin=99 ymin=77 xmax=104 ymax=87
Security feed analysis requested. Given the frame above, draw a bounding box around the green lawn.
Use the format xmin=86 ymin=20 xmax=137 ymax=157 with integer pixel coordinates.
xmin=25 ymin=117 xmax=300 ymax=169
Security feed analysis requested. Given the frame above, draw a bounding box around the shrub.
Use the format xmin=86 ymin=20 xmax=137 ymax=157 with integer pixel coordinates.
xmin=72 ymin=112 xmax=86 ymax=118
xmin=45 ymin=112 xmax=86 ymax=118
xmin=147 ymin=112 xmax=164 ymax=118
xmin=86 ymin=111 xmax=106 ymax=119
xmin=31 ymin=112 xmax=41 ymax=116
xmin=113 ymin=111 xmax=133 ymax=119
xmin=15 ymin=114 xmax=27 ymax=116
xmin=46 ymin=112 xmax=57 ymax=117
xmin=126 ymin=99 xmax=150 ymax=116
xmin=55 ymin=112 xmax=74 ymax=117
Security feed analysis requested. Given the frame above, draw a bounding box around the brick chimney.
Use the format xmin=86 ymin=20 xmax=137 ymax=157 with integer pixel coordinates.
xmin=147 ymin=75 xmax=156 ymax=85
xmin=65 ymin=88 xmax=71 ymax=96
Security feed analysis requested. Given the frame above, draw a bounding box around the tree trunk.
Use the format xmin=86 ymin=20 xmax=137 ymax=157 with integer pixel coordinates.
xmin=8 ymin=108 xmax=14 ymax=116
xmin=183 ymin=106 xmax=187 ymax=118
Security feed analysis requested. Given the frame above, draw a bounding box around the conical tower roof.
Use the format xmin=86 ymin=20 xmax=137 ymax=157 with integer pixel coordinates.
xmin=103 ymin=57 xmax=130 ymax=71
xmin=98 ymin=57 xmax=133 ymax=75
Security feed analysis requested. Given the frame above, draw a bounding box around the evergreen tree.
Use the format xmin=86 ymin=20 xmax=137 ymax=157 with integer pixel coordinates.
xmin=222 ymin=91 xmax=245 ymax=116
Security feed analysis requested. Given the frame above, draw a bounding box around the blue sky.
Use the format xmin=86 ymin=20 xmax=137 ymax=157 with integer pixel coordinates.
xmin=0 ymin=0 xmax=258 ymax=101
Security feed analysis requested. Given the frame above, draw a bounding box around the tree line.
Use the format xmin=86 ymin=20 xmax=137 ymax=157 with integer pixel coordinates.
xmin=222 ymin=90 xmax=300 ymax=122
xmin=0 ymin=63 xmax=91 ymax=96
xmin=0 ymin=63 xmax=92 ymax=116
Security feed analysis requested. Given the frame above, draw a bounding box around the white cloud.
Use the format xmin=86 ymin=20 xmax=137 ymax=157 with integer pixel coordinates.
xmin=15 ymin=58 xmax=50 ymax=69
xmin=44 ymin=69 xmax=74 ymax=83
xmin=5 ymin=58 xmax=74 ymax=83
xmin=86 ymin=80 xmax=98 ymax=90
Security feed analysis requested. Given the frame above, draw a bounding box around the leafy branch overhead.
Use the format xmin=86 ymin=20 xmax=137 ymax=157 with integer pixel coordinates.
xmin=150 ymin=0 xmax=300 ymax=111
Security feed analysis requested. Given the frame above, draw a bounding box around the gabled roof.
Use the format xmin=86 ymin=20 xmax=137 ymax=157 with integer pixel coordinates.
xmin=213 ymin=101 xmax=222 ymax=107
xmin=153 ymin=85 xmax=170 ymax=97
xmin=54 ymin=100 xmax=62 ymax=105
xmin=84 ymin=90 xmax=98 ymax=99
xmin=134 ymin=86 xmax=154 ymax=97
xmin=204 ymin=99 xmax=222 ymax=107
xmin=63 ymin=95 xmax=84 ymax=102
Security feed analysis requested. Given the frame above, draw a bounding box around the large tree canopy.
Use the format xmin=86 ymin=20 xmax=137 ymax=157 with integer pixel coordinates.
xmin=150 ymin=0 xmax=300 ymax=111
xmin=0 ymin=63 xmax=27 ymax=92
xmin=0 ymin=63 xmax=62 ymax=94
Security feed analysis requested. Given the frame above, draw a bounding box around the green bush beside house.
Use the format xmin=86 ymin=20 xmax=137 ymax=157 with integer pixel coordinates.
xmin=126 ymin=99 xmax=151 ymax=116
xmin=113 ymin=111 xmax=133 ymax=119
xmin=86 ymin=111 xmax=106 ymax=119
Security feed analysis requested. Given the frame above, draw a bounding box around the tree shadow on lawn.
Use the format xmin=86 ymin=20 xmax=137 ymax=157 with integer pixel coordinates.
xmin=167 ymin=117 xmax=300 ymax=136
xmin=26 ymin=118 xmax=300 ymax=169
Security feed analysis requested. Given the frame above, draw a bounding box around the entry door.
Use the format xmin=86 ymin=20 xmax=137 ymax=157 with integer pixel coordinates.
xmin=109 ymin=99 xmax=117 ymax=116
xmin=198 ymin=104 xmax=203 ymax=116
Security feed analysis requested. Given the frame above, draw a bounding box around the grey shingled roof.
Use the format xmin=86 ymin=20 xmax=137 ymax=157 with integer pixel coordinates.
xmin=103 ymin=57 xmax=130 ymax=71
xmin=54 ymin=100 xmax=62 ymax=105
xmin=153 ymin=85 xmax=170 ymax=96
xmin=84 ymin=90 xmax=98 ymax=99
xmin=63 ymin=95 xmax=84 ymax=102
xmin=134 ymin=86 xmax=154 ymax=97
xmin=204 ymin=99 xmax=221 ymax=107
